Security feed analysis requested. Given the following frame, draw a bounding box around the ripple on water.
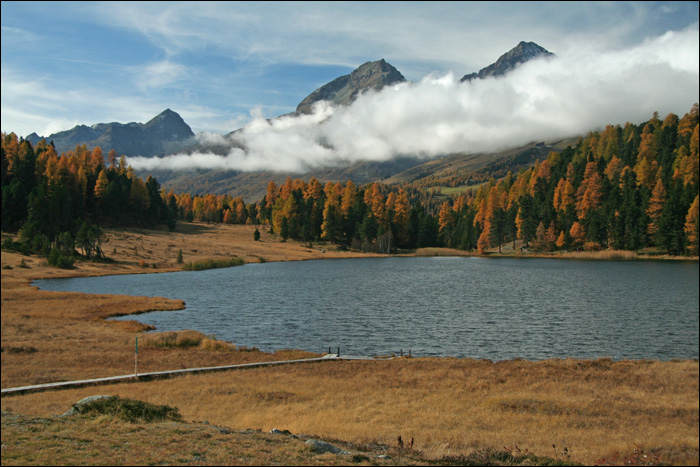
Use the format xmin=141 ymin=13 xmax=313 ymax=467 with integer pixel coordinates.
xmin=33 ymin=257 xmax=699 ymax=360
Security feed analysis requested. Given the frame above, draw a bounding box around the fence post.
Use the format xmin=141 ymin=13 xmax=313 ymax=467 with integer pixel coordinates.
xmin=337 ymin=346 xmax=340 ymax=357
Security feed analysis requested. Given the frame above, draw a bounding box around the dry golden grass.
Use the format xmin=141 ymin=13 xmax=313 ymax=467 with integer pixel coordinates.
xmin=2 ymin=411 xmax=420 ymax=466
xmin=2 ymin=223 xmax=698 ymax=465
xmin=2 ymin=358 xmax=698 ymax=465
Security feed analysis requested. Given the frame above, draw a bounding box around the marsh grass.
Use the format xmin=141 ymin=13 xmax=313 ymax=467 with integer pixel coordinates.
xmin=414 ymin=248 xmax=473 ymax=257
xmin=560 ymin=250 xmax=638 ymax=260
xmin=140 ymin=330 xmax=237 ymax=352
xmin=182 ymin=257 xmax=244 ymax=271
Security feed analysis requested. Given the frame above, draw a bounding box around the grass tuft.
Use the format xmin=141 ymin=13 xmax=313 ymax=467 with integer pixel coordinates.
xmin=71 ymin=396 xmax=182 ymax=423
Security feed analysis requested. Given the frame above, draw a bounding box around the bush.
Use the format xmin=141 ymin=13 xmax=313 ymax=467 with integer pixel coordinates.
xmin=71 ymin=396 xmax=182 ymax=423
xmin=48 ymin=248 xmax=74 ymax=269
xmin=1 ymin=237 xmax=32 ymax=255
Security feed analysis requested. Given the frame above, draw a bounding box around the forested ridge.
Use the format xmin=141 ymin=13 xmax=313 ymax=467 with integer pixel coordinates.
xmin=2 ymin=104 xmax=699 ymax=265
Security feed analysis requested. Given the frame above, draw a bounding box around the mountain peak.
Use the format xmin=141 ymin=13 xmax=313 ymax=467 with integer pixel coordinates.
xmin=461 ymin=41 xmax=554 ymax=82
xmin=296 ymin=59 xmax=406 ymax=114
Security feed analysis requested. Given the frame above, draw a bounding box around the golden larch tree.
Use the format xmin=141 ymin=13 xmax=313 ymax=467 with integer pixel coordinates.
xmin=684 ymin=194 xmax=699 ymax=255
xmin=646 ymin=176 xmax=666 ymax=239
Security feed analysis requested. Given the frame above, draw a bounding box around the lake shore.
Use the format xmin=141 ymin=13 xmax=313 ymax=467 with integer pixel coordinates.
xmin=2 ymin=223 xmax=698 ymax=465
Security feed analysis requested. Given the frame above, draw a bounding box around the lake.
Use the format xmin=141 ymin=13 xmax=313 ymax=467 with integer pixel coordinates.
xmin=33 ymin=257 xmax=699 ymax=361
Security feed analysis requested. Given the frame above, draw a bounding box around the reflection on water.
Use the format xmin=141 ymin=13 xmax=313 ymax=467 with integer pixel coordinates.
xmin=34 ymin=257 xmax=699 ymax=360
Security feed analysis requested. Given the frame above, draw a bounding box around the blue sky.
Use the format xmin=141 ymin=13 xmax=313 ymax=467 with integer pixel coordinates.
xmin=1 ymin=1 xmax=699 ymax=140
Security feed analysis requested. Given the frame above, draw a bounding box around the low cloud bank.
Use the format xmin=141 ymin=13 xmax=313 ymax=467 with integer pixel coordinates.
xmin=128 ymin=24 xmax=699 ymax=173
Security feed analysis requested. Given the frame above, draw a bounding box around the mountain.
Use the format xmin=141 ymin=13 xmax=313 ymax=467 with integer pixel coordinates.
xmin=460 ymin=41 xmax=554 ymax=82
xmin=26 ymin=109 xmax=194 ymax=157
xmin=179 ymin=58 xmax=407 ymax=156
xmin=296 ymin=59 xmax=406 ymax=114
xmin=139 ymin=45 xmax=564 ymax=200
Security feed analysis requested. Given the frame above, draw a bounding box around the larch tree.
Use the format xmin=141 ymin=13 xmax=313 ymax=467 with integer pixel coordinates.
xmin=646 ymin=175 xmax=666 ymax=241
xmin=569 ymin=221 xmax=585 ymax=248
xmin=684 ymin=194 xmax=699 ymax=255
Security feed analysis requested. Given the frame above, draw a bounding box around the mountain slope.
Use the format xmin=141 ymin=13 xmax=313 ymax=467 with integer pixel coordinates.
xmin=150 ymin=156 xmax=425 ymax=201
xmin=26 ymin=109 xmax=194 ymax=157
xmin=460 ymin=41 xmax=554 ymax=82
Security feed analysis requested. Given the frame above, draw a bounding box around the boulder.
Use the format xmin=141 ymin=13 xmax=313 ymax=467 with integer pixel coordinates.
xmin=305 ymin=439 xmax=352 ymax=455
xmin=61 ymin=395 xmax=114 ymax=417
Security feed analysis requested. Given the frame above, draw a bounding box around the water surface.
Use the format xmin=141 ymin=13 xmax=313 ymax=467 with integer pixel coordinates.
xmin=34 ymin=257 xmax=699 ymax=360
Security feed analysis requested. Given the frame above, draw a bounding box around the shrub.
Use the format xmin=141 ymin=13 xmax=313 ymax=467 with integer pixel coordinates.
xmin=48 ymin=248 xmax=74 ymax=269
xmin=71 ymin=396 xmax=182 ymax=423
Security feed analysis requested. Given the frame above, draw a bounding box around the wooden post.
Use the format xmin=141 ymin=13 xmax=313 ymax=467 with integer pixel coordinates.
xmin=135 ymin=337 xmax=138 ymax=377
xmin=337 ymin=346 xmax=340 ymax=357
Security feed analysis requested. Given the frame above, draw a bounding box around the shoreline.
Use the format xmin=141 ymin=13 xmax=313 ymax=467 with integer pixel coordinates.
xmin=10 ymin=224 xmax=697 ymax=365
xmin=2 ymin=223 xmax=699 ymax=465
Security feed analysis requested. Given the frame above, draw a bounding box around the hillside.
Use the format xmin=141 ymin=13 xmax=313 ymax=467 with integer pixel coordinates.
xmin=150 ymin=156 xmax=424 ymax=200
xmin=384 ymin=138 xmax=578 ymax=188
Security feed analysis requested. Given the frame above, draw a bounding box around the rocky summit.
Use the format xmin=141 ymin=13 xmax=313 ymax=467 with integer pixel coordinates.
xmin=295 ymin=59 xmax=406 ymax=114
xmin=460 ymin=41 xmax=554 ymax=82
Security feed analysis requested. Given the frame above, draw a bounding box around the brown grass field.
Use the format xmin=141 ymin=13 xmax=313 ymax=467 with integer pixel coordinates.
xmin=1 ymin=223 xmax=698 ymax=465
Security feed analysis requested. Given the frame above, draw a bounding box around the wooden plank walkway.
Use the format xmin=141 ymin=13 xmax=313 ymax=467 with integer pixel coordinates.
xmin=1 ymin=354 xmax=376 ymax=397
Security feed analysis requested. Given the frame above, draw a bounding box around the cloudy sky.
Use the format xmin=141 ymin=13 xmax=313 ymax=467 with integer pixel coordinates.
xmin=1 ymin=1 xmax=699 ymax=172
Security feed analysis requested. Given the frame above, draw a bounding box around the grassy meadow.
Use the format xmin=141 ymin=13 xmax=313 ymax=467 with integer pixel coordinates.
xmin=1 ymin=223 xmax=698 ymax=465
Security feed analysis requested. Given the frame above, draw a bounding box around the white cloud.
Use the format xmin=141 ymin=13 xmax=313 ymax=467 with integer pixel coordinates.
xmin=137 ymin=60 xmax=188 ymax=90
xmin=128 ymin=24 xmax=700 ymax=174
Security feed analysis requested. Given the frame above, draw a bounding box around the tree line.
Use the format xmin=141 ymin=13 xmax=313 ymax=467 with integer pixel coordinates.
xmin=2 ymin=104 xmax=699 ymax=263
